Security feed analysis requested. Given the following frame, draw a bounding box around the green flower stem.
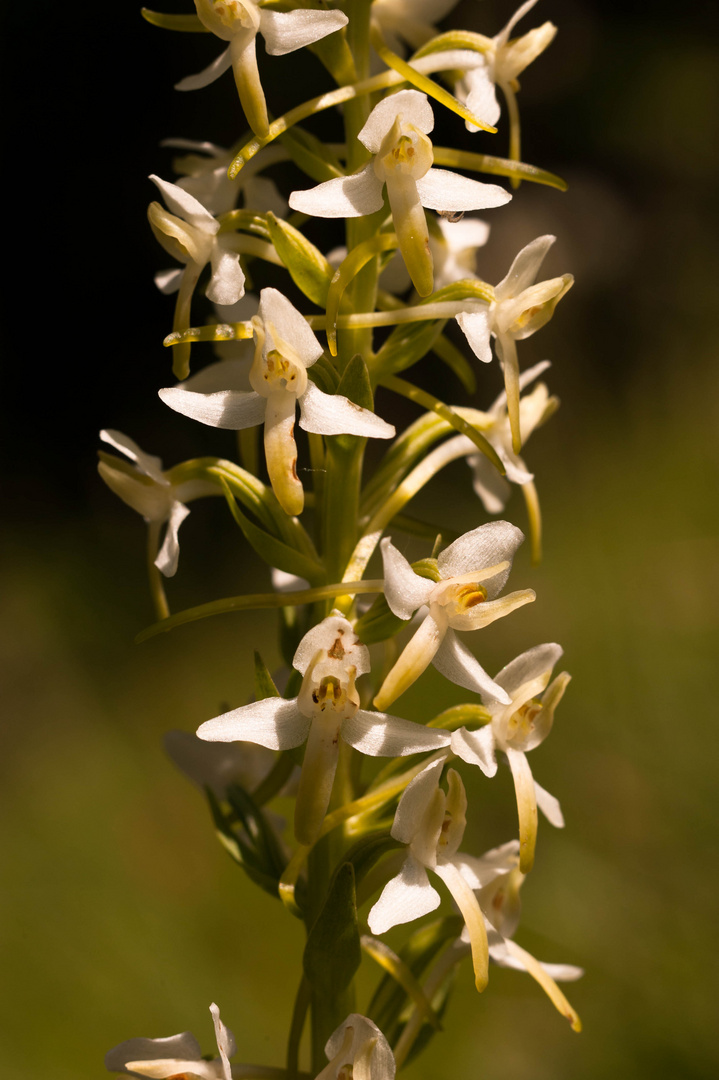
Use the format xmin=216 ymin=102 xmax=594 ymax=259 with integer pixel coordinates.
xmin=326 ymin=233 xmax=399 ymax=357
xmin=286 ymin=975 xmax=312 ymax=1080
xmin=392 ymin=942 xmax=461 ymax=1071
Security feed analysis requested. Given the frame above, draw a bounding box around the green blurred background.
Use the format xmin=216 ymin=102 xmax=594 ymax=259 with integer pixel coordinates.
xmin=2 ymin=1 xmax=718 ymax=1077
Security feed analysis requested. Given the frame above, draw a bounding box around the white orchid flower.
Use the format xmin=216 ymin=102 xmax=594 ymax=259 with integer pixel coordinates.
xmin=451 ymin=642 xmax=571 ymax=872
xmin=159 ymin=287 xmax=395 ymax=516
xmin=373 ymin=521 xmax=535 ymax=711
xmin=161 ymin=138 xmax=288 ymax=217
xmin=316 ymin=1014 xmax=395 ymax=1080
xmin=456 ymin=234 xmax=573 ymax=453
xmin=149 ymin=174 xmax=247 ymax=379
xmin=459 ymin=842 xmax=582 ymax=1029
xmin=370 ymin=0 xmax=460 ymax=54
xmin=105 ymin=1002 xmax=235 ymax=1079
xmin=381 ymin=214 xmax=491 ymax=295
xmin=197 ymin=613 xmax=451 ymax=844
xmin=455 ymin=0 xmax=557 ymax=139
xmin=97 ymin=430 xmax=217 ymax=578
xmin=368 ymin=760 xmax=495 ymax=991
xmin=180 ymin=1 xmax=349 ymax=136
xmin=288 ymin=90 xmax=511 ymax=296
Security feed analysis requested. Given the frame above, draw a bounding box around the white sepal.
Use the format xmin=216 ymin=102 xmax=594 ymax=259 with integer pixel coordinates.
xmin=367 ymin=853 xmax=441 ymax=934
xmin=197 ymin=697 xmax=310 ymax=751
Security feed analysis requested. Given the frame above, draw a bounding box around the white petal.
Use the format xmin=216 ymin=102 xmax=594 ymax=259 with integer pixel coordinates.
xmin=467 ymin=453 xmax=512 ymax=514
xmin=99 ymin=429 xmax=166 ymax=484
xmin=298 ymin=381 xmax=395 ymax=438
xmin=175 ymin=45 xmax=233 ymax=91
xmin=181 ymin=357 xmax=252 ymax=394
xmin=260 ymin=8 xmax=348 ymax=55
xmin=450 ymin=724 xmax=498 ymax=776
xmin=534 ymin=778 xmax=564 ymax=827
xmin=456 ymin=308 xmax=493 ymax=363
xmin=432 ymin=629 xmax=511 ymax=703
xmin=207 ymin=242 xmax=245 ymax=305
xmin=123 ymin=1058 xmax=217 ymax=1079
xmin=292 ymin=614 xmax=370 ymax=677
xmin=258 ymin=287 xmax=324 ymax=368
xmin=367 ymin=854 xmax=441 ymax=934
xmin=391 ymin=759 xmax=445 ymax=844
xmin=494 ymin=642 xmax=563 ymax=698
xmin=495 ymin=234 xmax=555 ymax=301
xmin=416 ymin=169 xmax=511 ymax=212
xmin=97 ymin=462 xmax=171 ymax=522
xmin=453 ymin=839 xmax=520 ymax=890
xmin=289 ymin=164 xmax=384 ymax=219
xmin=210 ymin=1003 xmax=234 ymax=1080
xmin=155 ymin=267 xmax=184 ymax=294
xmin=149 ymin=174 xmax=218 ymax=232
xmin=380 ymin=537 xmax=434 ymax=619
xmin=105 ymin=1033 xmax=202 ymax=1073
xmin=358 ymin=89 xmax=434 ymax=153
xmin=197 ymin=697 xmax=310 ymax=751
xmin=463 ymin=65 xmax=501 ymax=131
xmin=159 ymin=386 xmax=266 ymax=430
xmin=437 ymin=520 xmax=524 ymax=597
xmin=154 ymin=501 xmax=190 ymax=577
xmin=497 ymin=0 xmax=541 ymax=45
xmin=342 ymin=709 xmax=451 ymax=756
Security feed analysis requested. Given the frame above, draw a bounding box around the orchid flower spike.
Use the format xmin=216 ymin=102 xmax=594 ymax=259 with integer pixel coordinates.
xmin=316 ymin=1014 xmax=396 ymax=1080
xmin=368 ymin=760 xmax=493 ymax=991
xmin=160 ymin=287 xmax=395 ymax=516
xmin=370 ymin=0 xmax=461 ymax=54
xmin=196 ymin=613 xmax=450 ymax=844
xmin=105 ymin=1002 xmax=235 ymax=1079
xmin=181 ymin=1 xmax=349 ymax=136
xmin=97 ymin=430 xmax=217 ymax=578
xmin=373 ymin=521 xmax=535 ymax=711
xmin=289 ymin=90 xmax=511 ymax=296
xmin=148 ymin=174 xmax=246 ymax=380
xmin=456 ymin=234 xmax=573 ymax=453
xmin=459 ymin=842 xmax=583 ymax=1029
xmin=451 ymin=642 xmax=571 ymax=873
xmin=455 ymin=0 xmax=556 ymax=156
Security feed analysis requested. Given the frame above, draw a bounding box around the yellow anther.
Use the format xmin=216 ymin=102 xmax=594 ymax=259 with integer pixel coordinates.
xmin=506 ymin=699 xmax=542 ymax=741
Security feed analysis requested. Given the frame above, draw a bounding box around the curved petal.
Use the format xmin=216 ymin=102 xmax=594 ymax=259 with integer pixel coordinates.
xmin=359 ymin=89 xmax=435 ymax=152
xmin=197 ymin=697 xmax=310 ymax=751
xmin=453 ymin=840 xmax=520 ymax=890
xmin=380 ymin=537 xmax=434 ymax=620
xmin=437 ymin=520 xmax=524 ymax=595
xmin=373 ymin=611 xmax=447 ymax=711
xmin=501 ymin=939 xmax=582 ymax=1031
xmin=494 ymin=642 xmax=563 ymax=698
xmin=495 ymin=234 xmax=555 ymax=301
xmin=100 ymin=429 xmax=167 ymax=484
xmin=207 ymin=242 xmax=245 ymax=306
xmin=298 ymin=381 xmax=395 ymax=438
xmin=534 ymin=778 xmax=564 ymax=827
xmin=434 ymin=860 xmax=489 ymax=991
xmin=258 ymin=287 xmax=324 ymax=368
xmin=416 ymin=169 xmax=511 ymax=212
xmin=463 ymin=65 xmax=501 ymax=131
xmin=456 ymin=308 xmax=493 ymax=364
xmin=210 ymin=1003 xmax=234 ymax=1080
xmin=155 ymin=267 xmax=184 ymax=295
xmin=367 ymin=854 xmax=441 ymax=934
xmin=450 ymin=724 xmax=498 ymax=777
xmin=467 ymin=453 xmax=512 ymax=514
xmin=342 ymin=709 xmax=451 ymax=757
xmin=159 ymin=386 xmax=266 ymax=430
xmin=506 ymin=747 xmax=538 ymax=873
xmin=392 ymin=758 xmax=445 ymax=845
xmin=105 ymin=1034 xmax=202 ymax=1074
xmin=175 ymin=45 xmax=233 ymax=91
xmin=432 ymin=628 xmax=511 ymax=702
xmin=260 ymin=8 xmax=348 ymax=55
xmin=149 ymin=174 xmax=218 ymax=232
xmin=289 ymin=164 xmax=384 ymax=219
xmin=155 ymin=500 xmax=190 ymax=577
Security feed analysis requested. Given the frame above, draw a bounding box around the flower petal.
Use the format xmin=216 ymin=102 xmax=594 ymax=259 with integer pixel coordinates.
xmin=100 ymin=429 xmax=166 ymax=484
xmin=494 ymin=642 xmax=563 ymax=698
xmin=467 ymin=453 xmax=513 ymax=514
xmin=506 ymin=747 xmax=538 ymax=873
xmin=450 ymin=724 xmax=498 ymax=777
xmin=149 ymin=174 xmax=218 ymax=233
xmin=342 ymin=709 xmax=451 ymax=757
xmin=298 ymin=381 xmax=395 ymax=438
xmin=159 ymin=386 xmax=266 ymax=430
xmin=432 ymin=628 xmax=511 ymax=703
xmin=197 ymin=697 xmax=310 ymax=751
xmin=258 ymin=287 xmax=324 ymax=368
xmin=495 ymin=234 xmax=555 ymax=301
xmin=456 ymin=308 xmax=493 ymax=364
xmin=534 ymin=778 xmax=564 ymax=827
xmin=462 ymin=64 xmax=501 ymax=131
xmin=359 ymin=89 xmax=435 ymax=153
xmin=453 ymin=839 xmax=520 ymax=890
xmin=155 ymin=267 xmax=184 ymax=294
xmin=391 ymin=758 xmax=445 ymax=845
xmin=373 ymin=611 xmax=447 ymax=711
xmin=434 ymin=859 xmax=489 ymax=990
xmin=207 ymin=241 xmax=245 ymax=305
xmin=367 ymin=854 xmax=441 ymax=934
xmin=380 ymin=537 xmax=434 ymax=620
xmin=155 ymin=500 xmax=190 ymax=577
xmin=416 ymin=169 xmax=511 ymax=212
xmin=289 ymin=164 xmax=384 ymax=219
xmin=210 ymin=1003 xmax=234 ymax=1080
xmin=175 ymin=45 xmax=233 ymax=91
xmin=105 ymin=1033 xmax=202 ymax=1073
xmin=292 ymin=614 xmax=370 ymax=677
xmin=437 ymin=520 xmax=524 ymax=595
xmin=260 ymin=8 xmax=348 ymax=55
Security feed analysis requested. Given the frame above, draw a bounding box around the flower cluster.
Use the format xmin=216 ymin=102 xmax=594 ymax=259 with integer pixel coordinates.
xmin=104 ymin=1 xmax=583 ymax=1076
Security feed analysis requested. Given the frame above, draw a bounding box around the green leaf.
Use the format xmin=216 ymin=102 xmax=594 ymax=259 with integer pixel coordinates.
xmin=226 ymin=783 xmax=287 ymax=882
xmin=254 ymin=650 xmax=280 ymax=700
xmin=279 ymin=126 xmax=346 ymax=183
xmin=336 ymin=354 xmax=374 ymax=411
xmin=353 ymin=594 xmax=407 ymax=645
xmin=372 ymin=317 xmax=446 ymax=378
xmin=205 ymin=787 xmax=281 ymax=899
xmin=303 ymin=863 xmax=362 ymax=998
xmin=340 ymin=833 xmax=403 ymax=893
xmin=432 ymin=333 xmax=477 ymax=395
xmin=265 ymin=213 xmax=333 ymax=307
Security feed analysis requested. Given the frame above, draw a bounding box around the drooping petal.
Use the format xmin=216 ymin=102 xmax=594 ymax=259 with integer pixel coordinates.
xmin=154 ymin=500 xmax=190 ymax=577
xmin=494 ymin=234 xmax=555 ymax=301
xmin=380 ymin=537 xmax=434 ymax=620
xmin=259 ymin=8 xmax=349 ymax=55
xmin=264 ymin=386 xmax=303 ymax=515
xmin=100 ymin=430 xmax=166 ymax=485
xmin=207 ymin=241 xmax=245 ymax=305
xmin=450 ymin=723 xmax=498 ymax=776
xmin=416 ymin=169 xmax=511 ymax=212
xmin=175 ymin=45 xmax=233 ymax=91
xmin=358 ymin=89 xmax=435 ymax=153
xmin=534 ymin=778 xmax=564 ymax=827
xmin=391 ymin=758 xmax=445 ymax=845
xmin=434 ymin=860 xmax=489 ymax=990
xmin=197 ymin=697 xmax=310 ymax=751
xmin=210 ymin=1003 xmax=234 ymax=1080
xmin=456 ymin=308 xmax=493 ymax=364
xmin=258 ymin=287 xmax=324 ymax=369
xmin=342 ymin=709 xmax=451 ymax=757
xmin=373 ymin=611 xmax=447 ymax=711
xmin=385 ymin=171 xmax=434 ymax=297
xmin=437 ymin=520 xmax=524 ymax=596
xmin=501 ymin=939 xmax=582 ymax=1031
xmin=298 ymin=381 xmax=395 ymax=438
xmin=462 ymin=64 xmax=501 ymax=131
xmin=367 ymin=854 xmax=441 ymax=934
xmin=149 ymin=174 xmax=218 ymax=233
xmin=433 ymin=629 xmax=511 ymax=703
xmin=159 ymin=386 xmax=266 ymax=430
xmin=289 ymin=164 xmax=385 ymax=219
xmin=506 ymin=747 xmax=538 ymax=873
xmin=105 ymin=1033 xmax=202 ymax=1074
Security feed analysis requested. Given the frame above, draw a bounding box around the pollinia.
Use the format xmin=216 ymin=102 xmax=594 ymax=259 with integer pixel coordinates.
xmin=102 ymin=2 xmax=583 ymax=1077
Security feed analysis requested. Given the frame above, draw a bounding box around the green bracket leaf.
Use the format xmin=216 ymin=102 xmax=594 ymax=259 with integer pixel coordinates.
xmin=303 ymin=863 xmax=361 ymax=999
xmin=140 ymin=9 xmax=207 ymax=32
xmin=265 ymin=213 xmax=334 ymax=307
